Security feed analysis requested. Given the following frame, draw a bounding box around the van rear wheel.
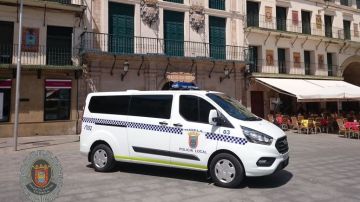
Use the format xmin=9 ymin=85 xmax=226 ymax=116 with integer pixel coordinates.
xmin=91 ymin=144 xmax=115 ymax=172
xmin=210 ymin=153 xmax=244 ymax=188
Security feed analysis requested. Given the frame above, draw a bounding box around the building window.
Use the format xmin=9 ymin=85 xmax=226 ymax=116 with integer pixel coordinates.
xmin=278 ymin=48 xmax=286 ymax=74
xmin=0 ymin=21 xmax=14 ymax=64
xmin=301 ymin=11 xmax=311 ymax=35
xmin=304 ymin=51 xmax=311 ymax=75
xmin=209 ymin=0 xmax=225 ymax=10
xmin=340 ymin=0 xmax=352 ymax=6
xmin=325 ymin=15 xmax=333 ymax=38
xmin=343 ymin=20 xmax=351 ymax=40
xmin=0 ymin=79 xmax=11 ymax=122
xmin=44 ymin=80 xmax=71 ymax=121
xmin=108 ymin=2 xmax=134 ymax=54
xmin=357 ymin=0 xmax=360 ymax=9
xmin=209 ymin=16 xmax=226 ymax=59
xmin=276 ymin=7 xmax=287 ymax=31
xmin=249 ymin=46 xmax=258 ymax=72
xmin=246 ymin=1 xmax=259 ymax=27
xmin=164 ymin=0 xmax=183 ymax=3
xmin=47 ymin=26 xmax=73 ymax=66
xmin=164 ymin=10 xmax=184 ymax=57
xmin=327 ymin=53 xmax=334 ymax=76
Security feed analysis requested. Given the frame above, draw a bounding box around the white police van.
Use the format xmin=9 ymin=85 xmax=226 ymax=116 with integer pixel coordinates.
xmin=80 ymin=90 xmax=289 ymax=188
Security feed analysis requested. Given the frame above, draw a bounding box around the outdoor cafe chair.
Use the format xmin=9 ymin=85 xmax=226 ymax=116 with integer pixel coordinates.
xmin=281 ymin=116 xmax=289 ymax=131
xmin=314 ymin=118 xmax=322 ymax=134
xmin=350 ymin=128 xmax=360 ymax=139
xmin=336 ymin=119 xmax=349 ymax=138
xmin=300 ymin=119 xmax=315 ymax=135
xmin=291 ymin=116 xmax=301 ymax=134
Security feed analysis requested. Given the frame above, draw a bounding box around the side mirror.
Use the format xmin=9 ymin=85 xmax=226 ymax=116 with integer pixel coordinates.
xmin=209 ymin=109 xmax=220 ymax=126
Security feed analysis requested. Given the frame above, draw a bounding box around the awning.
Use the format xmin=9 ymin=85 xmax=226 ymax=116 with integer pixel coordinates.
xmin=0 ymin=79 xmax=12 ymax=89
xmin=255 ymin=78 xmax=360 ymax=102
xmin=45 ymin=79 xmax=72 ymax=89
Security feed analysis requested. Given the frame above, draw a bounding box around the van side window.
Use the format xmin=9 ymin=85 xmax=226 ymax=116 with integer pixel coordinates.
xmin=88 ymin=96 xmax=130 ymax=115
xmin=128 ymin=95 xmax=173 ymax=119
xmin=180 ymin=95 xmax=216 ymax=124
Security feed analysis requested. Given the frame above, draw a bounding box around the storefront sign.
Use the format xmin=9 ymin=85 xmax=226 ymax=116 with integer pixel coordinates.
xmin=0 ymin=79 xmax=12 ymax=88
xmin=45 ymin=79 xmax=72 ymax=89
xmin=265 ymin=6 xmax=272 ymax=22
xmin=0 ymin=93 xmax=3 ymax=119
xmin=292 ymin=11 xmax=299 ymax=26
xmin=166 ymin=72 xmax=195 ymax=82
xmin=22 ymin=27 xmax=39 ymax=52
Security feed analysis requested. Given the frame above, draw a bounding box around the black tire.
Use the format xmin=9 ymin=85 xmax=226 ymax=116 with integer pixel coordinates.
xmin=91 ymin=144 xmax=115 ymax=172
xmin=209 ymin=153 xmax=244 ymax=188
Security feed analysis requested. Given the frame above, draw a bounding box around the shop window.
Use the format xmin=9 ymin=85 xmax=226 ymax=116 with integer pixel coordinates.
xmin=44 ymin=80 xmax=71 ymax=121
xmin=0 ymin=79 xmax=11 ymax=122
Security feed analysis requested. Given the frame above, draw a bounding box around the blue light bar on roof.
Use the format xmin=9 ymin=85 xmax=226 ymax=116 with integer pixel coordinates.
xmin=171 ymin=82 xmax=199 ymax=90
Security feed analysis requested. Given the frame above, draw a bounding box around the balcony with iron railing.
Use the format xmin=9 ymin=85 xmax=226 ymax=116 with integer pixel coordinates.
xmin=43 ymin=0 xmax=84 ymax=5
xmin=248 ymin=59 xmax=340 ymax=77
xmin=246 ymin=14 xmax=360 ymax=42
xmin=80 ymin=32 xmax=250 ymax=62
xmin=1 ymin=0 xmax=85 ymax=11
xmin=0 ymin=44 xmax=79 ymax=69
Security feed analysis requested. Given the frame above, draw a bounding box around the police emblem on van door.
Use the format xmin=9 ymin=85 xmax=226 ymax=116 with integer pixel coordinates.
xmin=20 ymin=150 xmax=63 ymax=202
xmin=188 ymin=131 xmax=200 ymax=149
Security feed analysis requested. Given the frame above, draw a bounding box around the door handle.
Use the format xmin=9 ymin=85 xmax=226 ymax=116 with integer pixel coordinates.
xmin=159 ymin=121 xmax=168 ymax=126
xmin=173 ymin=123 xmax=183 ymax=127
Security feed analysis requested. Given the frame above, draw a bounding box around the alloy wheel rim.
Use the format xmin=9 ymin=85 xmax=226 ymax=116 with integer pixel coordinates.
xmin=214 ymin=159 xmax=236 ymax=183
xmin=94 ymin=149 xmax=108 ymax=168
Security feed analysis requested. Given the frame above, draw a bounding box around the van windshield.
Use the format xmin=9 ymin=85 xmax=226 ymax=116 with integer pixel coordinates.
xmin=207 ymin=93 xmax=261 ymax=121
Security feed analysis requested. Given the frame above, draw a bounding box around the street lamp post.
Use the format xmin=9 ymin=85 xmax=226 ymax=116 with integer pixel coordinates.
xmin=13 ymin=0 xmax=24 ymax=151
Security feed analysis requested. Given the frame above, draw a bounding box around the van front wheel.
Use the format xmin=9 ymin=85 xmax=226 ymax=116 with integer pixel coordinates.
xmin=91 ymin=144 xmax=115 ymax=172
xmin=210 ymin=153 xmax=244 ymax=188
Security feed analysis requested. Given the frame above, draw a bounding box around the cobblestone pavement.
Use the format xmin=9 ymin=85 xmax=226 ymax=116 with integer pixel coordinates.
xmin=1 ymin=132 xmax=360 ymax=202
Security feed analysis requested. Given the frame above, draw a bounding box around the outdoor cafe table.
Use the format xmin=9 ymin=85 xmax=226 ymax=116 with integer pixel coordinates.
xmin=345 ymin=121 xmax=360 ymax=131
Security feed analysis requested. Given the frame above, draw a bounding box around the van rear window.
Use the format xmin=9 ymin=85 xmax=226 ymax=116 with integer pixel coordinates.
xmin=88 ymin=96 xmax=130 ymax=115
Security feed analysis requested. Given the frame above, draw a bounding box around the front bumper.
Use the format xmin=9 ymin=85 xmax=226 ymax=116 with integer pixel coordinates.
xmin=274 ymin=156 xmax=289 ymax=173
xmin=244 ymin=150 xmax=289 ymax=177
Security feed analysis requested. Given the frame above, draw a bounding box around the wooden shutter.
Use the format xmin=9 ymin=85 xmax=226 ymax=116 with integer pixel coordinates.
xmin=164 ymin=11 xmax=184 ymax=56
xmin=209 ymin=16 xmax=226 ymax=59
xmin=108 ymin=2 xmax=134 ymax=53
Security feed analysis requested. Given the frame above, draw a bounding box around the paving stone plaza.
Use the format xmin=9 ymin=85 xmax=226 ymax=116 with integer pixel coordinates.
xmin=0 ymin=132 xmax=359 ymax=202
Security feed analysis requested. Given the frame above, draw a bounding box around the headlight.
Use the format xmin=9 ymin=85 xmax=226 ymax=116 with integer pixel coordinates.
xmin=241 ymin=126 xmax=273 ymax=145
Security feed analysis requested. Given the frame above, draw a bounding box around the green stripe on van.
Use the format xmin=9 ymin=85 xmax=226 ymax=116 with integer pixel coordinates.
xmin=114 ymin=155 xmax=207 ymax=170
